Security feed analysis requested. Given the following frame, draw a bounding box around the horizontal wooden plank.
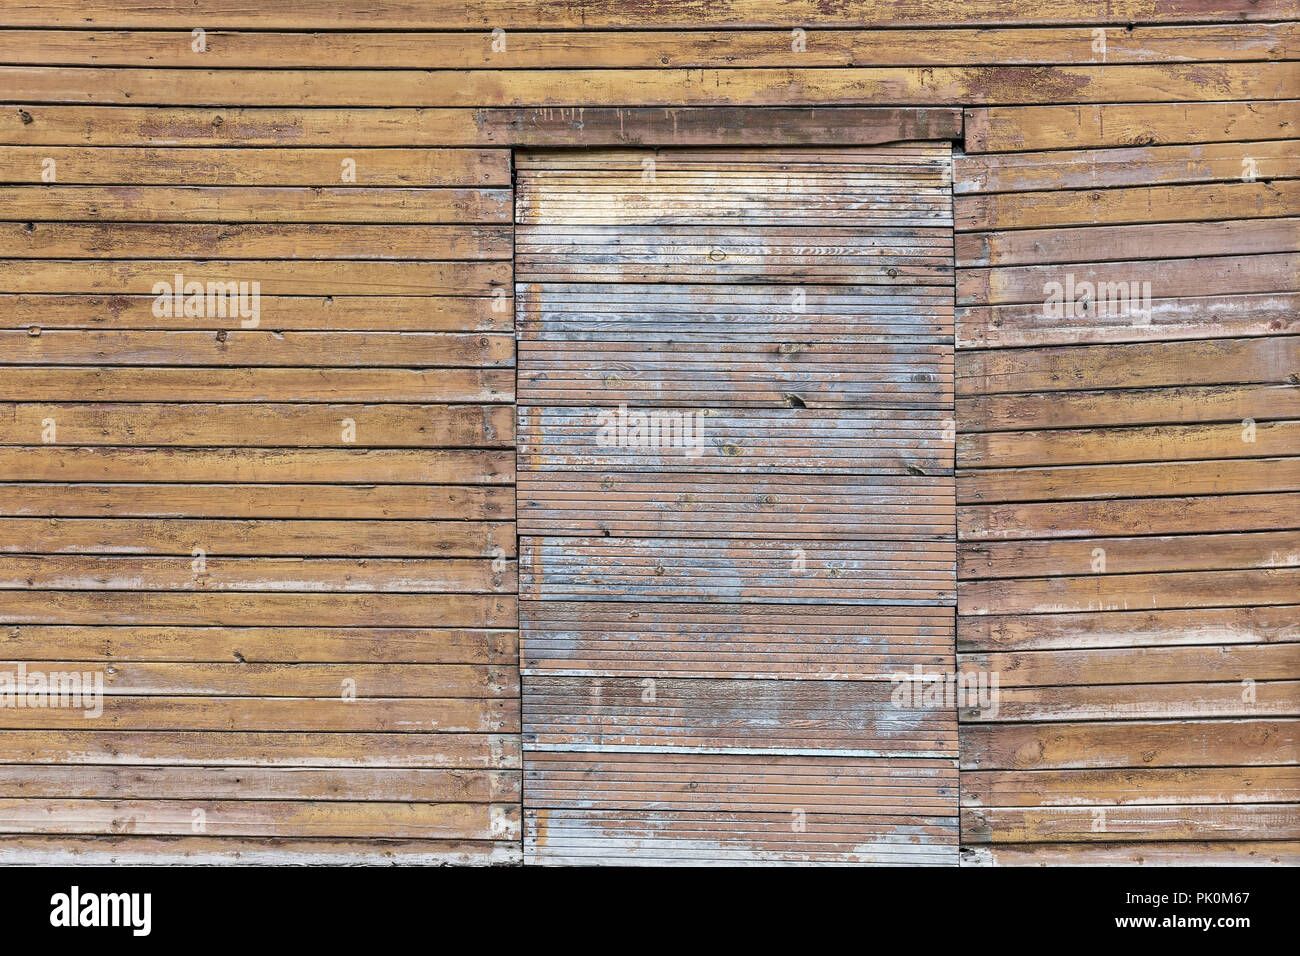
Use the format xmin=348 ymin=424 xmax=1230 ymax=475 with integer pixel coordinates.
xmin=0 ymin=765 xmax=520 ymax=801
xmin=0 ymin=368 xmax=514 ymax=403
xmin=8 ymin=26 xmax=1295 ymax=68
xmin=962 ymin=766 xmax=1300 ymax=806
xmin=956 ymin=219 xmax=1300 ymax=268
xmin=6 ymin=332 xmax=514 ymax=369
xmin=959 ymin=605 xmax=1300 ymax=652
xmin=0 ymin=730 xmax=521 ymax=768
xmin=959 ymin=420 xmax=1300 ymax=468
xmin=519 ymin=472 xmax=952 ymax=540
xmin=527 ymin=807 xmax=957 ymax=865
xmin=960 ymin=718 xmax=1299 ymax=769
xmin=0 ymin=294 xmax=511 ymax=332
xmin=960 ymin=493 xmax=1300 ymax=540
xmin=522 ymin=537 xmax=955 ymax=605
xmin=0 ymin=556 xmax=516 ymax=594
xmin=519 ymin=340 xmax=953 ymax=409
xmin=524 ymin=677 xmax=956 ymax=756
xmin=0 ymin=835 xmax=520 ymax=865
xmin=957 ymin=292 xmax=1300 ymax=348
xmin=955 ymin=140 xmax=1300 ymax=194
xmin=958 ymin=457 xmax=1300 ymax=504
xmin=960 ymin=530 xmax=1299 ymax=579
xmin=520 ymin=406 xmax=953 ymax=475
xmin=0 ymin=625 xmax=518 ymax=664
xmin=957 ymin=182 xmax=1300 ymax=231
xmin=958 ymin=384 xmax=1300 ymax=432
xmin=0 ymin=259 xmax=510 ymax=295
xmin=0 ymin=145 xmax=510 ymax=185
xmin=1 ymin=105 xmax=963 ymax=147
xmin=0 ymin=223 xmax=513 ymax=261
xmin=0 ymin=798 xmax=520 ymax=840
xmin=0 ymin=591 xmax=516 ymax=627
xmin=4 ymin=64 xmax=1293 ymax=107
xmin=9 ymin=0 xmax=1288 ymax=29
xmin=959 ymin=644 xmax=1299 ymax=686
xmin=526 ymin=752 xmax=956 ymax=812
xmin=518 ymin=281 xmax=955 ymax=340
xmin=963 ymin=803 xmax=1299 ymax=842
xmin=0 ymin=403 xmax=513 ymax=447
xmin=960 ymin=254 xmax=1297 ymax=308
xmin=962 ymin=840 xmax=1300 ymax=865
xmin=0 ymin=517 xmax=514 ymax=557
xmin=0 ymin=659 xmax=518 ymax=696
xmin=965 ymin=101 xmax=1300 ymax=152
xmin=521 ymin=601 xmax=953 ymax=680
xmin=0 ymin=186 xmax=511 ymax=223
xmin=0 ymin=447 xmax=516 ymax=484
xmin=0 ymin=483 xmax=515 ymax=520
xmin=0 ymin=696 xmax=519 ymax=732
xmin=959 ymin=567 xmax=1300 ymax=615
xmin=963 ymin=680 xmax=1300 ymax=722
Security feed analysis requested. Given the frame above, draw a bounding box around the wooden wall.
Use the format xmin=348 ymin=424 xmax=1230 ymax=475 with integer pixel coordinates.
xmin=0 ymin=0 xmax=1296 ymax=865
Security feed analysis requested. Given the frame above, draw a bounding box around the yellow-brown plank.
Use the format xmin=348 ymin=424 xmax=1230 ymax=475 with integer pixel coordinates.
xmin=965 ymin=102 xmax=1300 ymax=152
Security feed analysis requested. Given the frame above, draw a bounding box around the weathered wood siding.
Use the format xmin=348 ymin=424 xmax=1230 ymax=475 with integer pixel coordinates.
xmin=0 ymin=0 xmax=1295 ymax=865
xmin=953 ymin=118 xmax=1300 ymax=863
xmin=516 ymin=146 xmax=958 ymax=864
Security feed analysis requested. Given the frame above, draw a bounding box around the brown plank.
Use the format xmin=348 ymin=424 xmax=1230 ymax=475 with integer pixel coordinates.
xmin=962 ymin=766 xmax=1300 ymax=806
xmin=958 ymin=420 xmax=1300 ymax=468
xmin=5 ymin=65 xmax=1292 ymax=107
xmin=0 ymin=186 xmax=511 ymax=223
xmin=0 ymin=730 xmax=520 ymax=768
xmin=0 ymin=223 xmax=513 ymax=260
xmin=959 ymin=644 xmax=1299 ymax=686
xmin=957 ymin=182 xmax=1300 ymax=231
xmin=0 ymin=591 xmax=516 ymax=628
xmin=0 ymin=403 xmax=513 ymax=447
xmin=0 ymin=798 xmax=520 ymax=840
xmin=8 ymin=1 xmax=1290 ymax=29
xmin=0 ymin=447 xmax=516 ymax=484
xmin=962 ymin=840 xmax=1300 ymax=865
xmin=958 ymin=385 xmax=1300 ymax=432
xmin=0 ymin=556 xmax=516 ymax=594
xmin=0 ymin=697 xmax=519 ymax=733
xmin=0 ymin=294 xmax=511 ymax=332
xmin=0 ymin=368 xmax=514 ymax=403
xmin=957 ymin=292 xmax=1300 ymax=348
xmin=955 ymin=140 xmax=1300 ymax=194
xmin=963 ymin=803 xmax=1299 ymax=843
xmin=0 ymin=765 xmax=520 ymax=802
xmin=959 ymin=605 xmax=1300 ymax=652
xmin=3 ymin=105 xmax=961 ymax=147
xmin=957 ymin=458 xmax=1300 ymax=504
xmin=965 ymin=101 xmax=1300 ymax=152
xmin=955 ymin=219 xmax=1300 ymax=268
xmin=0 ymin=483 xmax=514 ymax=520
xmin=0 ymin=145 xmax=511 ymax=185
xmin=0 ymin=625 xmax=518 ymax=664
xmin=0 ymin=659 xmax=518 ymax=696
xmin=960 ymin=718 xmax=1299 ymax=770
xmin=958 ymin=567 xmax=1300 ymax=615
xmin=959 ymin=493 xmax=1300 ymax=540
xmin=0 ymin=260 xmax=509 ymax=295
xmin=0 ymin=835 xmax=520 ymax=866
xmin=8 ymin=26 xmax=1295 ymax=68
xmin=959 ymin=254 xmax=1298 ymax=305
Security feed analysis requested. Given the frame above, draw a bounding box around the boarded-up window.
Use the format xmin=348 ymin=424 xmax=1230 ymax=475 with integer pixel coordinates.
xmin=516 ymin=146 xmax=957 ymax=865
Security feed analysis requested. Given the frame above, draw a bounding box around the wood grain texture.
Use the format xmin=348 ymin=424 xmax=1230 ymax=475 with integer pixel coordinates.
xmin=518 ymin=146 xmax=958 ymax=865
xmin=6 ymin=0 xmax=1294 ymax=868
